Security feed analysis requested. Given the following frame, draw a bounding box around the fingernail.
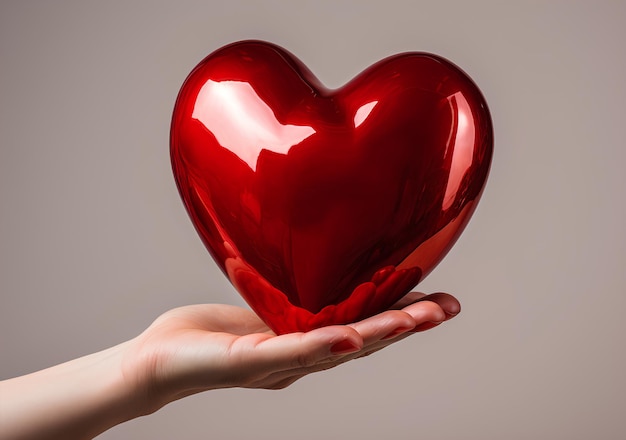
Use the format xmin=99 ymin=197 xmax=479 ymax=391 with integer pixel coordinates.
xmin=330 ymin=339 xmax=361 ymax=355
xmin=445 ymin=305 xmax=461 ymax=318
xmin=382 ymin=325 xmax=414 ymax=340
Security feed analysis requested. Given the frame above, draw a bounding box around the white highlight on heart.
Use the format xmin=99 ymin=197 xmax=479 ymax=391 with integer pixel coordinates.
xmin=353 ymin=100 xmax=378 ymax=128
xmin=192 ymin=80 xmax=315 ymax=171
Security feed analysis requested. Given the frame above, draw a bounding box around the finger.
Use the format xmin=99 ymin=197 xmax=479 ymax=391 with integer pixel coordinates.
xmin=340 ymin=300 xmax=445 ymax=359
xmin=244 ymin=312 xmax=412 ymax=386
xmin=338 ymin=302 xmax=444 ymax=360
xmin=414 ymin=292 xmax=461 ymax=319
xmin=252 ymin=298 xmax=456 ymax=385
xmin=391 ymin=291 xmax=461 ymax=317
xmin=255 ymin=348 xmax=358 ymax=387
xmin=240 ymin=325 xmax=363 ymax=374
xmin=237 ymin=296 xmax=458 ymax=384
xmin=400 ymin=298 xmax=446 ymax=324
xmin=348 ymin=310 xmax=416 ymax=345
xmin=348 ymin=296 xmax=452 ymax=348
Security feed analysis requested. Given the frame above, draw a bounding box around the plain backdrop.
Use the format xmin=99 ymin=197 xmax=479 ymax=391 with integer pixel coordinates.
xmin=1 ymin=1 xmax=625 ymax=439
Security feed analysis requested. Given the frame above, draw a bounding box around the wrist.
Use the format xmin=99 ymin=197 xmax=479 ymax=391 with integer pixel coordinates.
xmin=118 ymin=335 xmax=173 ymax=417
xmin=120 ymin=330 xmax=212 ymax=416
xmin=0 ymin=339 xmax=151 ymax=439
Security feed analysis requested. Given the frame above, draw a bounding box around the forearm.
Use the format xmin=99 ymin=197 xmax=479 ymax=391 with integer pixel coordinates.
xmin=0 ymin=340 xmax=148 ymax=440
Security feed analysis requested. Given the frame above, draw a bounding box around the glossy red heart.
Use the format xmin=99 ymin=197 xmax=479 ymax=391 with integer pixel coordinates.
xmin=170 ymin=40 xmax=493 ymax=334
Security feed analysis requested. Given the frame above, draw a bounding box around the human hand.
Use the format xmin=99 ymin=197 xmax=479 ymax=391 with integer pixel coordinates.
xmin=126 ymin=292 xmax=460 ymax=414
xmin=0 ymin=292 xmax=459 ymax=439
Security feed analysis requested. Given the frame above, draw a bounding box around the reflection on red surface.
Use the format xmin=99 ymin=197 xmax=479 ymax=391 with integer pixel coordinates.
xmin=192 ymin=80 xmax=315 ymax=171
xmin=353 ymin=100 xmax=378 ymax=128
xmin=442 ymin=92 xmax=476 ymax=210
xmin=226 ymin=247 xmax=422 ymax=335
xmin=171 ymin=41 xmax=493 ymax=333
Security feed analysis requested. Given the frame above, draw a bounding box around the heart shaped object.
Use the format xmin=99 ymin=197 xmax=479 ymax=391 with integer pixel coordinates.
xmin=170 ymin=41 xmax=493 ymax=334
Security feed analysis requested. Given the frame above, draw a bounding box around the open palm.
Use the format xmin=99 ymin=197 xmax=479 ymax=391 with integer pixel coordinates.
xmin=128 ymin=292 xmax=460 ymax=412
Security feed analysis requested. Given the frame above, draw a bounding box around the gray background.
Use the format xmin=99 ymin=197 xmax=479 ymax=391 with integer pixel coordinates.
xmin=1 ymin=1 xmax=625 ymax=439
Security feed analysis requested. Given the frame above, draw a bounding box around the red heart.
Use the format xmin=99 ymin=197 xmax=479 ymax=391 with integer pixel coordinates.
xmin=170 ymin=41 xmax=493 ymax=334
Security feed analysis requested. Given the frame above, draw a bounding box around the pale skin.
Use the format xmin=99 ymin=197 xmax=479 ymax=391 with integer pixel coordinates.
xmin=0 ymin=292 xmax=460 ymax=440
